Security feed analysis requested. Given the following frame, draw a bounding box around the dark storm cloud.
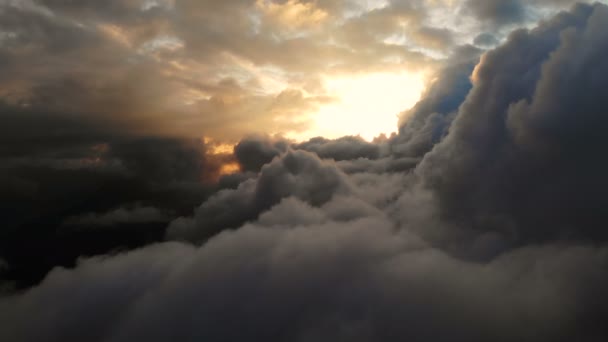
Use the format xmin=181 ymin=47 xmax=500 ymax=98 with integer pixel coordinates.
xmin=108 ymin=137 xmax=228 ymax=185
xmin=0 ymin=0 xmax=250 ymax=288
xmin=0 ymin=124 xmax=230 ymax=288
xmin=417 ymin=2 xmax=608 ymax=246
xmin=0 ymin=0 xmax=236 ymax=245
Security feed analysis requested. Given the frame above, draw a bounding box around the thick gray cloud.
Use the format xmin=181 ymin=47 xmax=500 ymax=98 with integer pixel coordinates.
xmin=417 ymin=2 xmax=608 ymax=247
xmin=392 ymin=45 xmax=480 ymax=159
xmin=167 ymin=149 xmax=354 ymax=241
xmin=2 ymin=208 xmax=608 ymax=341
xmin=234 ymin=135 xmax=381 ymax=174
xmin=295 ymin=136 xmax=381 ymax=161
xmin=234 ymin=136 xmax=288 ymax=172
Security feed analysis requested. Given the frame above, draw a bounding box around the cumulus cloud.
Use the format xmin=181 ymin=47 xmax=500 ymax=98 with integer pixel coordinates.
xmin=295 ymin=136 xmax=381 ymax=161
xmin=2 ymin=213 xmax=608 ymax=341
xmin=234 ymin=136 xmax=288 ymax=172
xmin=167 ymin=149 xmax=354 ymax=241
xmin=417 ymin=2 xmax=608 ymax=247
xmin=385 ymin=45 xmax=481 ymax=167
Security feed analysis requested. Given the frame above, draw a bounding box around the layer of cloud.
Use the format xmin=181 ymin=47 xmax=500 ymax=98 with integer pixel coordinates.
xmin=63 ymin=205 xmax=169 ymax=228
xmin=2 ymin=208 xmax=607 ymax=341
xmin=1 ymin=0 xmax=594 ymax=145
xmin=2 ymin=2 xmax=608 ymax=341
xmin=0 ymin=135 xmax=230 ymax=288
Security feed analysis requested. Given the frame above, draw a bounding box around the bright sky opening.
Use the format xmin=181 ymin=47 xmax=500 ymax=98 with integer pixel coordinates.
xmin=297 ymin=71 xmax=426 ymax=141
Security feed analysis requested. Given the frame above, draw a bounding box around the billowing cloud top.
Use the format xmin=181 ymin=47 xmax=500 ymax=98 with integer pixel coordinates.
xmin=2 ymin=1 xmax=608 ymax=342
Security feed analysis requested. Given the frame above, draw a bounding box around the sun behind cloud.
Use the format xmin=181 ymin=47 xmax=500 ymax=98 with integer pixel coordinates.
xmin=302 ymin=71 xmax=426 ymax=141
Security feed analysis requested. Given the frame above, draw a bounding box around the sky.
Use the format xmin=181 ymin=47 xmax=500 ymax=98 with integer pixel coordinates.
xmin=2 ymin=0 xmax=608 ymax=341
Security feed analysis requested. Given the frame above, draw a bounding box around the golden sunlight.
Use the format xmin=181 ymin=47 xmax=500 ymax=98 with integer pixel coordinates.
xmin=218 ymin=162 xmax=241 ymax=176
xmin=306 ymin=71 xmax=426 ymax=141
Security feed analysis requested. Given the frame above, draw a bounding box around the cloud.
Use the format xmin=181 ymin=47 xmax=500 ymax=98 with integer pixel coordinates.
xmin=234 ymin=135 xmax=288 ymax=172
xmin=473 ymin=32 xmax=500 ymax=46
xmin=167 ymin=149 xmax=354 ymax=241
xmin=63 ymin=205 xmax=169 ymax=228
xmin=393 ymin=45 xmax=481 ymax=159
xmin=295 ymin=136 xmax=381 ymax=161
xmin=0 ymin=0 xmax=590 ymax=146
xmin=463 ymin=0 xmax=527 ymax=26
xmin=416 ymin=2 xmax=608 ymax=248
xmin=3 ymin=2 xmax=608 ymax=341
xmin=107 ymin=137 xmax=224 ymax=184
xmin=2 ymin=212 xmax=608 ymax=341
xmin=0 ymin=135 xmax=229 ymax=288
xmin=257 ymin=0 xmax=329 ymax=30
xmin=409 ymin=26 xmax=455 ymax=51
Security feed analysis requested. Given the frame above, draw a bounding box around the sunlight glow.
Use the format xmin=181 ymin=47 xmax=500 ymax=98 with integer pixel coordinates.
xmin=218 ymin=162 xmax=241 ymax=176
xmin=306 ymin=71 xmax=425 ymax=141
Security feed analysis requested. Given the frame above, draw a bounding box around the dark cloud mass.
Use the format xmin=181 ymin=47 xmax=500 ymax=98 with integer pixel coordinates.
xmin=2 ymin=1 xmax=608 ymax=342
xmin=418 ymin=2 xmax=608 ymax=246
xmin=473 ymin=32 xmax=500 ymax=46
xmin=464 ymin=0 xmax=527 ymax=25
